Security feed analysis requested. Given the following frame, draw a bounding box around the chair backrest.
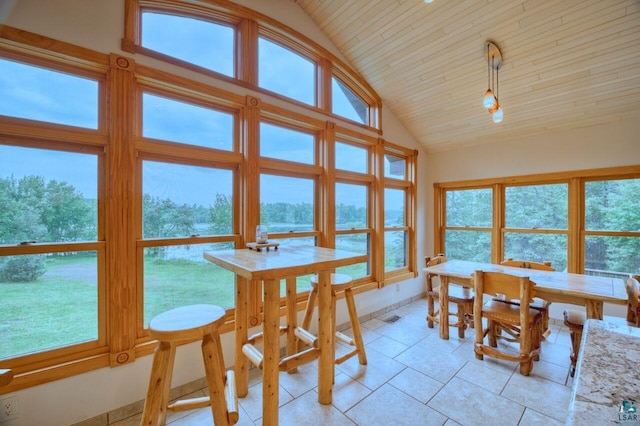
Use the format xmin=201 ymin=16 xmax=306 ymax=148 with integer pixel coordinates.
xmin=473 ymin=270 xmax=535 ymax=307
xmin=424 ymin=254 xmax=447 ymax=290
xmin=501 ymin=258 xmax=555 ymax=271
xmin=626 ymin=276 xmax=640 ymax=326
xmin=425 ymin=254 xmax=447 ymax=267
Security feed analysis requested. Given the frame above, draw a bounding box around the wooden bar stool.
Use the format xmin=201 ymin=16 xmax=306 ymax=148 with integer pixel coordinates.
xmin=300 ymin=273 xmax=367 ymax=365
xmin=141 ymin=304 xmax=238 ymax=426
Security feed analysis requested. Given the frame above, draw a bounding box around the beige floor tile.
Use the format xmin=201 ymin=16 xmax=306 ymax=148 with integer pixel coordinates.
xmin=347 ymin=384 xmax=447 ymax=426
xmin=336 ymin=346 xmax=406 ymax=391
xmin=330 ymin=372 xmax=372 ymax=412
xmin=395 ymin=344 xmax=466 ymax=383
xmin=501 ymin=373 xmax=571 ymax=422
xmin=518 ymin=408 xmax=564 ymax=426
xmin=365 ymin=335 xmax=409 ymax=358
xmin=278 ymin=390 xmax=355 ymax=426
xmin=237 ymin=383 xmax=294 ymax=421
xmin=428 ymin=377 xmax=525 ymax=426
xmin=454 ymin=362 xmax=511 ymax=394
xmin=388 ymin=367 xmax=445 ymax=403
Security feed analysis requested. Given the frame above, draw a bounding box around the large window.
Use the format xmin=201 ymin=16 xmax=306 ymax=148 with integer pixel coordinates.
xmin=141 ymin=12 xmax=234 ymax=77
xmin=258 ymin=37 xmax=315 ymax=105
xmin=585 ymin=178 xmax=640 ymax=277
xmin=0 ymin=145 xmax=101 ymax=360
xmin=0 ymin=0 xmax=412 ymax=391
xmin=504 ymin=183 xmax=568 ymax=271
xmin=383 ymin=147 xmax=417 ymax=279
xmin=444 ymin=188 xmax=492 ymax=263
xmin=435 ymin=169 xmax=640 ymax=275
xmin=0 ymin=57 xmax=99 ymax=128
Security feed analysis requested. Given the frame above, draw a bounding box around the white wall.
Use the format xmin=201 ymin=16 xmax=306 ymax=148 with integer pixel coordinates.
xmin=0 ymin=1 xmax=426 ymax=425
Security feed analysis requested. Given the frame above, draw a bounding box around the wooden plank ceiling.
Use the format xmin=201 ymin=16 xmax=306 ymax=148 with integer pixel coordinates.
xmin=293 ymin=0 xmax=640 ymax=152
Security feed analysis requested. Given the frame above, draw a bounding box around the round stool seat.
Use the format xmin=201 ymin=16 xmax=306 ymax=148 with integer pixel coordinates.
xmin=149 ymin=304 xmax=226 ymax=342
xmin=563 ymin=309 xmax=585 ymax=330
xmin=310 ymin=273 xmax=353 ymax=292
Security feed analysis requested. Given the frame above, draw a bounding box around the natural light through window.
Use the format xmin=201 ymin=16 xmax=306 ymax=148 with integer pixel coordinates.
xmin=0 ymin=58 xmax=98 ymax=129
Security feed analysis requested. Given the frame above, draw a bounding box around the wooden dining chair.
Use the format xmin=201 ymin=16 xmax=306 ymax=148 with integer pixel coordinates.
xmin=473 ymin=270 xmax=542 ymax=376
xmin=563 ymin=275 xmax=640 ymax=377
xmin=499 ymin=259 xmax=554 ymax=339
xmin=425 ymin=254 xmax=474 ymax=338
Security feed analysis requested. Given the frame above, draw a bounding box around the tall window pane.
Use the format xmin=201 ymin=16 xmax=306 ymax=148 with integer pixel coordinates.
xmin=446 ymin=189 xmax=492 ymax=227
xmin=259 ymin=37 xmax=315 ymax=105
xmin=260 ymin=122 xmax=314 ymax=164
xmin=141 ymin=12 xmax=234 ymax=76
xmin=445 ymin=230 xmax=491 ymax=262
xmin=332 ymin=76 xmax=366 ymax=124
xmin=384 ymin=188 xmax=405 ymax=227
xmin=384 ymin=231 xmax=406 ymax=271
xmin=504 ymin=233 xmax=567 ymax=271
xmin=335 ymin=142 xmax=367 ymax=173
xmin=336 ymin=234 xmax=369 ymax=278
xmin=505 ymin=184 xmax=567 ymax=229
xmin=336 ymin=183 xmax=367 ymax=230
xmin=1 ymin=251 xmax=98 ymax=359
xmin=143 ymin=93 xmax=233 ymax=151
xmin=143 ymin=161 xmax=233 ymax=238
xmin=260 ymin=175 xmax=314 ymax=232
xmin=585 ymin=179 xmax=640 ymax=231
xmin=585 ymin=236 xmax=639 ymax=277
xmin=0 ymin=145 xmax=98 ymax=244
xmin=585 ymin=178 xmax=640 ymax=277
xmin=0 ymin=58 xmax=98 ymax=129
xmin=143 ymin=243 xmax=235 ymax=325
xmin=384 ymin=153 xmax=405 ymax=179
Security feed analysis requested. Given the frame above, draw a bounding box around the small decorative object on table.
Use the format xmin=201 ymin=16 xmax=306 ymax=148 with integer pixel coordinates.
xmin=256 ymin=225 xmax=268 ymax=243
xmin=247 ymin=242 xmax=279 ymax=252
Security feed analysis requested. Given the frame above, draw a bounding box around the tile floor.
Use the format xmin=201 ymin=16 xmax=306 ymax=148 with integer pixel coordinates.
xmin=113 ymin=298 xmax=576 ymax=425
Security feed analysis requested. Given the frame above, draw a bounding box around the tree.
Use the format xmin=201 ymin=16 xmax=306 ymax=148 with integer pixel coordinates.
xmin=208 ymin=193 xmax=232 ymax=235
xmin=41 ymin=180 xmax=93 ymax=241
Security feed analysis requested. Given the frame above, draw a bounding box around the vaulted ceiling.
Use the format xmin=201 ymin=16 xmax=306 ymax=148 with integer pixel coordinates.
xmin=294 ymin=0 xmax=640 ymax=152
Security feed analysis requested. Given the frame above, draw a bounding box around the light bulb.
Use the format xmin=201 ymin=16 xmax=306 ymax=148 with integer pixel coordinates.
xmin=492 ymin=107 xmax=503 ymax=123
xmin=483 ymin=89 xmax=496 ymax=109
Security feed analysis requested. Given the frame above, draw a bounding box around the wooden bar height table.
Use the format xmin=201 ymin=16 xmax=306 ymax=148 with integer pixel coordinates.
xmin=204 ymin=245 xmax=367 ymax=426
xmin=423 ymin=259 xmax=628 ymax=340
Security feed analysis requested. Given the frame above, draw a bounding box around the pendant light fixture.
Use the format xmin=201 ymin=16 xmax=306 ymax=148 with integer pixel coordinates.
xmin=483 ymin=41 xmax=503 ymax=123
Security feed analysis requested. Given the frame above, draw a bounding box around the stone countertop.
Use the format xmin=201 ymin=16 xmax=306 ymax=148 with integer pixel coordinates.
xmin=566 ymin=319 xmax=640 ymax=425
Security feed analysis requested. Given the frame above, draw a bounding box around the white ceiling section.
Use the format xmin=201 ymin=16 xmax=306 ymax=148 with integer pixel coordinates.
xmin=293 ymin=0 xmax=640 ymax=152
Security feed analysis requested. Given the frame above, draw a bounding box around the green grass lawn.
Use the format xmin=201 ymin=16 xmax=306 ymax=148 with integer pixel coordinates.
xmin=1 ymin=254 xmax=370 ymax=360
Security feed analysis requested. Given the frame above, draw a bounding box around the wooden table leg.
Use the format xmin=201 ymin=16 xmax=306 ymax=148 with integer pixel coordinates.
xmin=285 ymin=277 xmax=298 ymax=374
xmin=439 ymin=276 xmax=450 ymax=340
xmin=585 ymin=300 xmax=604 ymax=320
xmin=235 ymin=276 xmax=249 ymax=397
xmin=262 ymin=278 xmax=280 ymax=426
xmin=317 ymin=269 xmax=333 ymax=405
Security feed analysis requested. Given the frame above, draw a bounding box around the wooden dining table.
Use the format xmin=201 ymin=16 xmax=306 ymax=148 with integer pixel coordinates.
xmin=423 ymin=259 xmax=628 ymax=340
xmin=203 ymin=245 xmax=367 ymax=426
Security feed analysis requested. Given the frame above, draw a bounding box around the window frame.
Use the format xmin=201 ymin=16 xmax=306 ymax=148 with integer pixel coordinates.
xmin=434 ymin=167 xmax=640 ymax=273
xmin=0 ymin=0 xmax=415 ymax=393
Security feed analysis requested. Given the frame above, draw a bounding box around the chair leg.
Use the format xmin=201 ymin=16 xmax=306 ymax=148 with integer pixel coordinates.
xmin=456 ymin=302 xmax=466 ymax=339
xmin=298 ymin=286 xmax=317 ymax=352
xmin=426 ymin=293 xmax=435 ymax=328
xmin=202 ymin=332 xmax=231 ymax=426
xmin=345 ymin=288 xmax=367 ymax=365
xmin=141 ymin=341 xmax=176 ymax=426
